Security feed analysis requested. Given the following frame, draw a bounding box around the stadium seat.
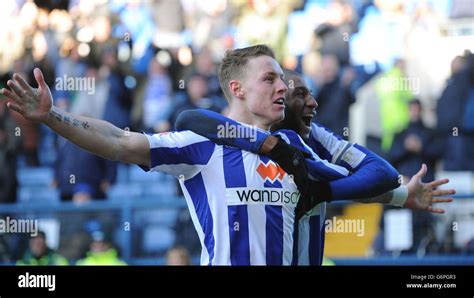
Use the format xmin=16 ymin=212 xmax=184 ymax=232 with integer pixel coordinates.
xmin=17 ymin=167 xmax=54 ymax=187
xmin=141 ymin=181 xmax=176 ymax=197
xmin=116 ymin=163 xmax=130 ymax=183
xmin=18 ymin=186 xmax=60 ymax=203
xmin=129 ymin=166 xmax=162 ymax=183
xmin=142 ymin=225 xmax=176 ymax=254
xmin=107 ymin=183 xmax=143 ymax=200
xmin=135 ymin=208 xmax=179 ymax=227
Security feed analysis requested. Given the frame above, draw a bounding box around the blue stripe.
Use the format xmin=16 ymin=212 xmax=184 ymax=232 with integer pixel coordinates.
xmin=259 ymin=155 xmax=270 ymax=163
xmin=228 ymin=205 xmax=250 ymax=265
xmin=150 ymin=141 xmax=215 ymax=167
xmin=184 ymin=173 xmax=215 ymax=265
xmin=291 ymin=219 xmax=299 ymax=266
xmin=223 ymin=147 xmax=247 ymax=187
xmin=309 ymin=215 xmax=322 ymax=265
xmin=265 ymin=205 xmax=283 ymax=265
xmin=309 ymin=137 xmax=333 ymax=161
xmin=306 ymin=159 xmax=348 ymax=181
xmin=259 ymin=155 xmax=284 ymax=265
xmin=274 ymin=130 xmax=312 ymax=156
xmin=224 ymin=147 xmax=250 ymax=265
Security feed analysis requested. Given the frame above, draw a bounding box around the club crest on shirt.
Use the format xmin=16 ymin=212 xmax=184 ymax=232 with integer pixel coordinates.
xmin=256 ymin=160 xmax=286 ymax=183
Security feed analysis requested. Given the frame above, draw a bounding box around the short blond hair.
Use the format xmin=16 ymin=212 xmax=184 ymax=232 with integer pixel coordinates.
xmin=218 ymin=45 xmax=275 ymax=102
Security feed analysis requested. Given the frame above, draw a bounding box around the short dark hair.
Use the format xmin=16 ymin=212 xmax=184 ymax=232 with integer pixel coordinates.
xmin=218 ymin=45 xmax=275 ymax=102
xmin=32 ymin=231 xmax=46 ymax=239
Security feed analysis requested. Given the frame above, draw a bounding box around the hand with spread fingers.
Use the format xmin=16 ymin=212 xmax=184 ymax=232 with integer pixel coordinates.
xmin=405 ymin=164 xmax=455 ymax=214
xmin=1 ymin=68 xmax=52 ymax=123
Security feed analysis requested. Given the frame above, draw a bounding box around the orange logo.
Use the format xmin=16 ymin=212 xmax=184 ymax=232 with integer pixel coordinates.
xmin=256 ymin=161 xmax=286 ymax=183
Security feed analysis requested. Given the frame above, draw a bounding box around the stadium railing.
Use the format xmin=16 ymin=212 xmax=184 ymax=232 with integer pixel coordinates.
xmin=1 ymin=193 xmax=473 ymax=265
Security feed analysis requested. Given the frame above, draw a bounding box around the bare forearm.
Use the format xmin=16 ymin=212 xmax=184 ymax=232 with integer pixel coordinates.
xmin=46 ymin=106 xmax=125 ymax=161
xmin=355 ymin=185 xmax=408 ymax=207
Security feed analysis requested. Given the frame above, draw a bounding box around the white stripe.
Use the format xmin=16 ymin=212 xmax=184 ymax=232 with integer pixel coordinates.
xmin=297 ymin=216 xmax=310 ymax=265
xmin=311 ymin=123 xmax=345 ymax=158
xmin=298 ymin=136 xmax=350 ymax=177
xmin=145 ymin=130 xmax=209 ymax=149
xmin=152 ymin=163 xmax=204 ymax=179
xmin=180 ymin=180 xmax=210 ymax=265
xmin=317 ymin=159 xmax=351 ymax=176
xmin=282 ymin=203 xmax=296 ymax=265
xmin=247 ymin=205 xmax=266 ymax=265
xmin=341 ymin=146 xmax=367 ymax=168
xmin=297 ymin=204 xmax=325 ymax=265
xmin=200 ymin=148 xmax=231 ymax=265
xmin=243 ymin=152 xmax=266 ymax=265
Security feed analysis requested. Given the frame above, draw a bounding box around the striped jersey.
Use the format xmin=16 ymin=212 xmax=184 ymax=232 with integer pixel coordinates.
xmin=293 ymin=123 xmax=368 ymax=265
xmin=172 ymin=109 xmax=399 ymax=266
xmin=143 ymin=130 xmax=303 ymax=265
xmin=273 ymin=128 xmax=353 ymax=265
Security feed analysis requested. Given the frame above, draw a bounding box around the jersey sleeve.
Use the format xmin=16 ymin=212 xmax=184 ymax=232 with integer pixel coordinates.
xmin=308 ymin=123 xmax=401 ymax=200
xmin=141 ymin=130 xmax=215 ymax=179
xmin=175 ymin=109 xmax=269 ymax=154
xmin=274 ymin=129 xmax=350 ymax=181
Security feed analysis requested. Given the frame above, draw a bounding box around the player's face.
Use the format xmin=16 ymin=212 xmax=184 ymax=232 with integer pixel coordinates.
xmin=241 ymin=56 xmax=288 ymax=128
xmin=283 ymin=75 xmax=317 ymax=139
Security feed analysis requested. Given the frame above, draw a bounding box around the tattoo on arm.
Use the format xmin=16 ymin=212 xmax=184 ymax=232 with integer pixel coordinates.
xmin=72 ymin=119 xmax=80 ymax=128
xmin=49 ymin=109 xmax=89 ymax=130
xmin=50 ymin=110 xmax=63 ymax=123
xmin=82 ymin=121 xmax=90 ymax=130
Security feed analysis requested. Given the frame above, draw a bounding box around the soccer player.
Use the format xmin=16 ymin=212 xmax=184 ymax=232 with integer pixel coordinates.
xmin=2 ymin=45 xmax=333 ymax=265
xmin=175 ymin=70 xmax=455 ymax=265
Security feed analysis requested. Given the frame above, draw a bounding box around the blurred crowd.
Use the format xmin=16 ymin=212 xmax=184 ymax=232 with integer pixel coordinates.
xmin=0 ymin=0 xmax=473 ymax=264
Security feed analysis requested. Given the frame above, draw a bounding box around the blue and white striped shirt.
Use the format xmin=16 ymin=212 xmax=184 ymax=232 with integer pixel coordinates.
xmin=144 ymin=130 xmax=310 ymax=265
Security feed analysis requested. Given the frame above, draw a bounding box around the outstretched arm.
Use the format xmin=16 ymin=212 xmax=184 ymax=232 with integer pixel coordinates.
xmin=176 ymin=110 xmax=397 ymax=197
xmin=1 ymin=69 xmax=150 ymax=167
xmin=404 ymin=164 xmax=454 ymax=213
xmin=176 ymin=109 xmax=455 ymax=214
xmin=176 ymin=109 xmax=269 ymax=153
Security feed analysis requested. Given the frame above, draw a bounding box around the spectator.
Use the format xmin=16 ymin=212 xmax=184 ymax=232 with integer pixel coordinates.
xmin=142 ymin=58 xmax=172 ymax=132
xmin=166 ymin=246 xmax=192 ymax=266
xmin=388 ymin=99 xmax=441 ymax=254
xmin=376 ymin=59 xmax=413 ymax=151
xmin=76 ymin=230 xmax=126 ymax=266
xmin=166 ymin=73 xmax=223 ymax=131
xmin=70 ymin=64 xmax=109 ymax=120
xmin=314 ymin=0 xmax=356 ymax=67
xmin=313 ymin=54 xmax=355 ymax=138
xmin=235 ymin=0 xmax=291 ymax=63
xmin=9 ymin=60 xmax=40 ymax=166
xmin=17 ymin=231 xmax=69 ymax=266
xmin=101 ymin=47 xmax=133 ymax=130
xmin=388 ymin=99 xmax=438 ymax=182
xmin=0 ymin=102 xmax=21 ymax=203
xmin=436 ymin=51 xmax=474 ymax=170
xmin=53 ymin=138 xmax=116 ymax=202
xmin=194 ymin=48 xmax=224 ymax=99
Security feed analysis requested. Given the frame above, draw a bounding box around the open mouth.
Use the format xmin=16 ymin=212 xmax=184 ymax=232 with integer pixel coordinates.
xmin=273 ymin=97 xmax=285 ymax=106
xmin=301 ymin=113 xmax=315 ymax=127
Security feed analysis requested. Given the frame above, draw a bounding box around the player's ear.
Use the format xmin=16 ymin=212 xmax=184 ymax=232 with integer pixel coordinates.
xmin=229 ymin=80 xmax=244 ymax=99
